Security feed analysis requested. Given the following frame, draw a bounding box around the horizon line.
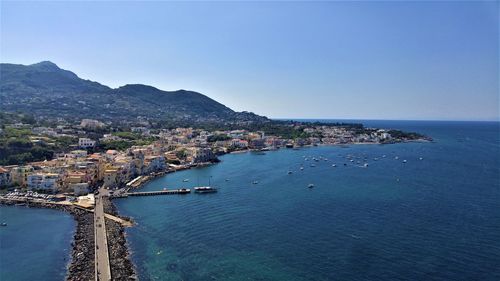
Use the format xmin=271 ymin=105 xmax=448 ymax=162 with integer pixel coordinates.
xmin=272 ymin=117 xmax=500 ymax=122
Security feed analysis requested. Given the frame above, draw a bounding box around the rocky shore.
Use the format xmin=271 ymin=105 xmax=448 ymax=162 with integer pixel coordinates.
xmin=103 ymin=197 xmax=137 ymax=280
xmin=0 ymin=200 xmax=95 ymax=281
xmin=66 ymin=209 xmax=95 ymax=281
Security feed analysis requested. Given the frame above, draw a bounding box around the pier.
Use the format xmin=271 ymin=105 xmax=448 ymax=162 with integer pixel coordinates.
xmin=95 ymin=188 xmax=112 ymax=281
xmin=125 ymin=189 xmax=191 ymax=197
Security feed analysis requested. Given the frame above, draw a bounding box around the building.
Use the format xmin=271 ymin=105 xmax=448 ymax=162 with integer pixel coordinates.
xmin=9 ymin=166 xmax=34 ymax=187
xmin=0 ymin=167 xmax=11 ymax=187
xmin=103 ymin=168 xmax=119 ymax=188
xmin=80 ymin=119 xmax=104 ymax=129
xmin=191 ymin=148 xmax=216 ymax=164
xmin=249 ymin=138 xmax=265 ymax=149
xmin=230 ymin=139 xmax=248 ymax=148
xmin=70 ymin=182 xmax=90 ymax=196
xmin=144 ymin=156 xmax=166 ymax=173
xmin=66 ymin=150 xmax=88 ymax=158
xmin=27 ymin=173 xmax=60 ymax=192
xmin=79 ymin=138 xmax=96 ymax=148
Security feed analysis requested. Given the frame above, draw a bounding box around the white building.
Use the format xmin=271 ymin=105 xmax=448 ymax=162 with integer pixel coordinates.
xmin=27 ymin=173 xmax=60 ymax=192
xmin=79 ymin=138 xmax=96 ymax=148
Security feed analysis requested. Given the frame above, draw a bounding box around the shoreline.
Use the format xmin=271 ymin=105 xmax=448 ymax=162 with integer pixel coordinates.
xmin=0 ymin=199 xmax=137 ymax=281
xmin=104 ymin=137 xmax=434 ymax=279
xmin=0 ymin=137 xmax=432 ymax=280
xmin=102 ymin=197 xmax=138 ymax=280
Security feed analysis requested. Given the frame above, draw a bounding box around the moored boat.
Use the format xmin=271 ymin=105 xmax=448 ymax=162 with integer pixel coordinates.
xmin=194 ymin=186 xmax=217 ymax=193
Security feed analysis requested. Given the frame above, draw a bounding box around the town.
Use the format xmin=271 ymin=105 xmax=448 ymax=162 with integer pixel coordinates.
xmin=0 ymin=116 xmax=423 ymax=198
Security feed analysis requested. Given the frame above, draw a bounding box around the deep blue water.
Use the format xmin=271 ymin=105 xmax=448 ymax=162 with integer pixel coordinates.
xmin=115 ymin=121 xmax=500 ymax=280
xmin=0 ymin=206 xmax=75 ymax=281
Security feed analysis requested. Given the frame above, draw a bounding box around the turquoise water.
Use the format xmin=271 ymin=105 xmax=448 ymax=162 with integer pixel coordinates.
xmin=115 ymin=121 xmax=500 ymax=280
xmin=0 ymin=206 xmax=75 ymax=281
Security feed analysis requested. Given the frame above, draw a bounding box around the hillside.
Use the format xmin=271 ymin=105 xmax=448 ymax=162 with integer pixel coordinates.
xmin=0 ymin=61 xmax=267 ymax=124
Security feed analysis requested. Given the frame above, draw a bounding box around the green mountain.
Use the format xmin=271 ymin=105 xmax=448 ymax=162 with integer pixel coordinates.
xmin=0 ymin=61 xmax=267 ymax=124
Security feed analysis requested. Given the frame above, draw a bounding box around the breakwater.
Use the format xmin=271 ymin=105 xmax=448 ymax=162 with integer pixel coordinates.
xmin=0 ymin=198 xmax=136 ymax=281
xmin=103 ymin=197 xmax=137 ymax=280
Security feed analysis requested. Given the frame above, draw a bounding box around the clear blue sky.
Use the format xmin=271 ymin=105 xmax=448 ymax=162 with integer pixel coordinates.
xmin=1 ymin=1 xmax=498 ymax=121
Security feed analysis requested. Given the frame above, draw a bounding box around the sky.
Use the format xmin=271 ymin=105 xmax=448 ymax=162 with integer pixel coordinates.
xmin=1 ymin=1 xmax=498 ymax=121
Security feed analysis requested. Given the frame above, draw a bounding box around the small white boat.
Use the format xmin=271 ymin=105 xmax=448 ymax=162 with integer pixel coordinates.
xmin=332 ymin=164 xmax=337 ymax=167
xmin=194 ymin=186 xmax=217 ymax=193
xmin=363 ymin=163 xmax=369 ymax=167
xmin=310 ymin=164 xmax=316 ymax=167
xmin=182 ymin=179 xmax=189 ymax=182
xmin=308 ymin=184 xmax=315 ymax=188
xmin=300 ymin=167 xmax=304 ymax=171
xmin=403 ymin=160 xmax=407 ymax=163
xmin=252 ymin=181 xmax=259 ymax=184
xmin=419 ymin=157 xmax=423 ymax=160
xmin=288 ymin=170 xmax=293 ymax=174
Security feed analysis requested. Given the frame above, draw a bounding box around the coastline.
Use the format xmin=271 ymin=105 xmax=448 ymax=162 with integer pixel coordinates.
xmin=102 ymin=197 xmax=137 ymax=280
xmin=0 ymin=137 xmax=433 ymax=280
xmin=0 ymin=198 xmax=137 ymax=281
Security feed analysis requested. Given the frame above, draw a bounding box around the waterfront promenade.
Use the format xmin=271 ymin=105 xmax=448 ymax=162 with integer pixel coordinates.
xmin=94 ymin=188 xmax=111 ymax=281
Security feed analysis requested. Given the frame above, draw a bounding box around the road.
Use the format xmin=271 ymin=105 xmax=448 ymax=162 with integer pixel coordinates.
xmin=94 ymin=187 xmax=111 ymax=281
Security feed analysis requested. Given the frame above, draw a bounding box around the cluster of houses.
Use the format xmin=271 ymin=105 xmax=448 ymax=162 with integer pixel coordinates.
xmin=1 ymin=120 xmax=396 ymax=195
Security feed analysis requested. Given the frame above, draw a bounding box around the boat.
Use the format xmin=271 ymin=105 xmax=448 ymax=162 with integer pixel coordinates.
xmin=310 ymin=164 xmax=316 ymax=167
xmin=308 ymin=184 xmax=315 ymax=188
xmin=332 ymin=164 xmax=337 ymax=167
xmin=182 ymin=179 xmax=189 ymax=182
xmin=363 ymin=163 xmax=369 ymax=167
xmin=1 ymin=222 xmax=7 ymax=227
xmin=178 ymin=188 xmax=191 ymax=194
xmin=194 ymin=186 xmax=217 ymax=193
xmin=300 ymin=167 xmax=304 ymax=171
xmin=287 ymin=170 xmax=293 ymax=174
xmin=252 ymin=181 xmax=259 ymax=184
xmin=419 ymin=157 xmax=423 ymax=160
xmin=402 ymin=160 xmax=407 ymax=163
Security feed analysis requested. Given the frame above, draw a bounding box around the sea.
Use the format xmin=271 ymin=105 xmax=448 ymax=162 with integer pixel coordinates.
xmin=0 ymin=207 xmax=75 ymax=281
xmin=1 ymin=120 xmax=500 ymax=281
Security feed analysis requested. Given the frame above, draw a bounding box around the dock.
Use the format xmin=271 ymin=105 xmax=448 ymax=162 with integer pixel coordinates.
xmin=94 ymin=188 xmax=112 ymax=281
xmin=116 ymin=189 xmax=191 ymax=198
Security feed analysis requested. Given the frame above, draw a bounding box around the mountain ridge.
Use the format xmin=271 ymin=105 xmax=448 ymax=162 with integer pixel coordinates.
xmin=0 ymin=61 xmax=267 ymax=124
